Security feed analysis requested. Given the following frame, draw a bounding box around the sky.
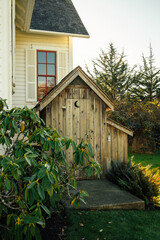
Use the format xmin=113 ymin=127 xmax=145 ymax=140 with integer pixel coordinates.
xmin=72 ymin=0 xmax=160 ymax=72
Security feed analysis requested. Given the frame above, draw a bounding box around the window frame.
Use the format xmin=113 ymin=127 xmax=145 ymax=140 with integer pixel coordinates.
xmin=37 ymin=50 xmax=57 ymax=101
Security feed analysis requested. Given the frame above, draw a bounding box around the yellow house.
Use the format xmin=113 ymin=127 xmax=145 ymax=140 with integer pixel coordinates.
xmin=0 ymin=0 xmax=89 ymax=108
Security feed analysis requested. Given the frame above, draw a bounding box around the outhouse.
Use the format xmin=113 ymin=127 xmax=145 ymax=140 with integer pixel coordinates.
xmin=35 ymin=66 xmax=133 ymax=177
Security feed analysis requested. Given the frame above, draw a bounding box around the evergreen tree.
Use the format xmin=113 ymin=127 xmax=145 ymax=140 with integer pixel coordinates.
xmin=135 ymin=45 xmax=160 ymax=101
xmin=86 ymin=43 xmax=134 ymax=103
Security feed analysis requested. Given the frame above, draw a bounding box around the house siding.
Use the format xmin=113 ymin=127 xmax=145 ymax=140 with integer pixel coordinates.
xmin=0 ymin=0 xmax=12 ymax=108
xmin=0 ymin=3 xmax=2 ymax=98
xmin=13 ymin=30 xmax=71 ymax=108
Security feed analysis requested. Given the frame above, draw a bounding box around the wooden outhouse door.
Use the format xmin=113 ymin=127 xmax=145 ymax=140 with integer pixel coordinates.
xmin=63 ymin=84 xmax=108 ymax=175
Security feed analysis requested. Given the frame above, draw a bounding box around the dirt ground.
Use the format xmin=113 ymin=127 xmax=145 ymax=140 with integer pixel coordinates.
xmin=40 ymin=209 xmax=67 ymax=240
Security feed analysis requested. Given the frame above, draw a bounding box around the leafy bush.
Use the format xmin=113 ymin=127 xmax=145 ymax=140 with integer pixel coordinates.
xmin=109 ymin=99 xmax=160 ymax=153
xmin=0 ymin=98 xmax=101 ymax=240
xmin=108 ymin=157 xmax=160 ymax=207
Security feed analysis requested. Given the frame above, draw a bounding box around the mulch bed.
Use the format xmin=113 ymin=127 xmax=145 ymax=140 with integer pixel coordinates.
xmin=40 ymin=208 xmax=67 ymax=240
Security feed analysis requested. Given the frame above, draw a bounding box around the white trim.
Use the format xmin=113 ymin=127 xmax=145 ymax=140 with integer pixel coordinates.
xmin=69 ymin=37 xmax=73 ymax=71
xmin=24 ymin=0 xmax=35 ymax=32
xmin=29 ymin=29 xmax=90 ymax=39
xmin=1 ymin=0 xmax=12 ymax=108
xmin=11 ymin=0 xmax=16 ymax=85
xmin=15 ymin=0 xmax=35 ymax=32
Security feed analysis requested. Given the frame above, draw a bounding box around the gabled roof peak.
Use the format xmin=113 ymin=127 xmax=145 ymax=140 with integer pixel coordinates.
xmin=35 ymin=66 xmax=114 ymax=112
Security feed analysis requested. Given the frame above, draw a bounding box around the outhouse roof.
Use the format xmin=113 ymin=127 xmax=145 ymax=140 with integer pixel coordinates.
xmin=35 ymin=66 xmax=114 ymax=112
xmin=30 ymin=0 xmax=89 ymax=37
xmin=107 ymin=119 xmax=133 ymax=136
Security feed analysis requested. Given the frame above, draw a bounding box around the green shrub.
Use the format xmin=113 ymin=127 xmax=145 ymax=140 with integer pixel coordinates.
xmin=108 ymin=157 xmax=160 ymax=207
xmin=0 ymin=98 xmax=101 ymax=240
xmin=109 ymin=100 xmax=160 ymax=153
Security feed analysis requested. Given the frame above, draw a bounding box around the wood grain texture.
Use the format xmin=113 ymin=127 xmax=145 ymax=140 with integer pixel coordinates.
xmin=44 ymin=81 xmax=130 ymax=179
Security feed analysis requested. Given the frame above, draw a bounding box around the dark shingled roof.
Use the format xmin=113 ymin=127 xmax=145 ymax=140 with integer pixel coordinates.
xmin=30 ymin=0 xmax=89 ymax=36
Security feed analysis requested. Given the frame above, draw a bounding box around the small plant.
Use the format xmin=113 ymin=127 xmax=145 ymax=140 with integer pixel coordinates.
xmin=108 ymin=157 xmax=160 ymax=207
xmin=0 ymin=98 xmax=101 ymax=240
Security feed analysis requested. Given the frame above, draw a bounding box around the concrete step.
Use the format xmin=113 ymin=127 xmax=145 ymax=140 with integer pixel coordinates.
xmin=64 ymin=179 xmax=145 ymax=210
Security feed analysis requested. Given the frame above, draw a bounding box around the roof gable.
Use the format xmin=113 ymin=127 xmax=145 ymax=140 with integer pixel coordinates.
xmin=35 ymin=66 xmax=114 ymax=112
xmin=30 ymin=0 xmax=89 ymax=37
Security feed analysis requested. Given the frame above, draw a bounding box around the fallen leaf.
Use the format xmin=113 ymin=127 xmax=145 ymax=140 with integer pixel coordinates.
xmin=80 ymin=223 xmax=84 ymax=227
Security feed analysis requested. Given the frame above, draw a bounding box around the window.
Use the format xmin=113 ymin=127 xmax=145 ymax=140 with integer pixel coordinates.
xmin=37 ymin=50 xmax=56 ymax=101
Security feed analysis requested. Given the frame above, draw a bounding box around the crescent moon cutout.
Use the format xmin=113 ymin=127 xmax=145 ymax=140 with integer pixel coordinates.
xmin=74 ymin=100 xmax=80 ymax=108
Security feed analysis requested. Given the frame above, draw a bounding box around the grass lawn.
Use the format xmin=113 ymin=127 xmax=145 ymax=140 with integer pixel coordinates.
xmin=66 ymin=209 xmax=160 ymax=240
xmin=65 ymin=153 xmax=160 ymax=240
xmin=129 ymin=153 xmax=160 ymax=169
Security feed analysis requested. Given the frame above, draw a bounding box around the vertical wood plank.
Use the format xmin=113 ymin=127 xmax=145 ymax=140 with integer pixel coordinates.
xmin=107 ymin=125 xmax=111 ymax=171
xmin=118 ymin=130 xmax=123 ymax=162
xmin=58 ymin=93 xmax=63 ymax=135
xmin=124 ymin=134 xmax=128 ymax=162
xmin=66 ymin=99 xmax=73 ymax=164
xmin=88 ymin=89 xmax=94 ymax=157
xmin=101 ymin=104 xmax=108 ymax=176
xmin=111 ymin=127 xmax=117 ymax=162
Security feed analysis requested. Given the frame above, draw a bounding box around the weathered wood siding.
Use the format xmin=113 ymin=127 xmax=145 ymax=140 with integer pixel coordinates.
xmin=42 ymin=79 xmax=108 ymax=176
xmin=107 ymin=124 xmax=128 ymax=170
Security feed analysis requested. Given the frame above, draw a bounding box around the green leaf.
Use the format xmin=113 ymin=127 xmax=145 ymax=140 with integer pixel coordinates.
xmin=23 ymin=216 xmax=41 ymax=224
xmin=27 ymin=153 xmax=38 ymax=158
xmin=38 ymin=168 xmax=47 ymax=179
xmin=46 ymin=186 xmax=53 ymax=197
xmin=37 ymin=184 xmax=45 ymax=200
xmin=19 ymin=200 xmax=25 ymax=208
xmin=55 ymin=140 xmax=59 ymax=153
xmin=41 ymin=205 xmax=50 ymax=215
xmin=13 ymin=170 xmax=19 ymax=180
xmin=80 ymin=152 xmax=84 ymax=165
xmin=71 ymin=141 xmax=77 ymax=150
xmin=74 ymin=152 xmax=80 ymax=165
xmin=25 ymin=157 xmax=31 ymax=166
xmin=25 ymin=188 xmax=28 ymax=202
xmin=43 ymin=141 xmax=48 ymax=151
xmin=84 ymin=152 xmax=89 ymax=161
xmin=12 ymin=119 xmax=19 ymax=132
xmin=31 ymin=187 xmax=39 ymax=201
xmin=4 ymin=178 xmax=11 ymax=190
xmin=47 ymin=173 xmax=54 ymax=184
xmin=4 ymin=116 xmax=9 ymax=126
xmin=87 ymin=167 xmax=93 ymax=177
xmin=88 ymin=144 xmax=93 ymax=157
xmin=18 ymin=148 xmax=23 ymax=158
xmin=27 ymin=181 xmax=36 ymax=189
xmin=28 ymin=190 xmax=34 ymax=206
xmin=4 ymin=136 xmax=10 ymax=147
xmin=66 ymin=139 xmax=71 ymax=149
xmin=74 ymin=179 xmax=77 ymax=189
